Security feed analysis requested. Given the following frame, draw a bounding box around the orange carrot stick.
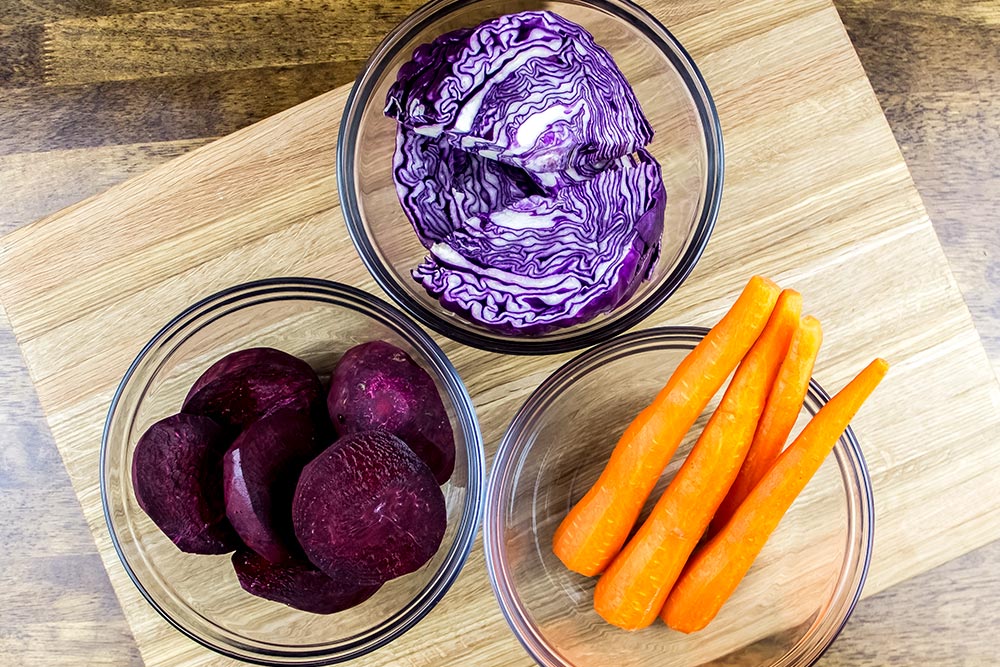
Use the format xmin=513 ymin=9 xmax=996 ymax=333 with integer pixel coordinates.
xmin=662 ymin=358 xmax=889 ymax=633
xmin=592 ymin=289 xmax=800 ymax=630
xmin=553 ymin=276 xmax=781 ymax=576
xmin=710 ymin=315 xmax=823 ymax=534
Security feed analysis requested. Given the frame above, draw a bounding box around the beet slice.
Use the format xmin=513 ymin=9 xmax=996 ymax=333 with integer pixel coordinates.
xmin=327 ymin=341 xmax=456 ymax=483
xmin=232 ymin=549 xmax=381 ymax=614
xmin=184 ymin=347 xmax=309 ymax=404
xmin=292 ymin=430 xmax=447 ymax=584
xmin=182 ymin=347 xmax=323 ymax=432
xmin=223 ymin=409 xmax=322 ymax=563
xmin=131 ymin=413 xmax=240 ymax=554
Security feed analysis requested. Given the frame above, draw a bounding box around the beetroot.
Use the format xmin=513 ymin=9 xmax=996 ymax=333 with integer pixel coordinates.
xmin=183 ymin=347 xmax=323 ymax=432
xmin=131 ymin=414 xmax=240 ymax=554
xmin=292 ymin=430 xmax=447 ymax=584
xmin=184 ymin=347 xmax=309 ymax=404
xmin=223 ymin=409 xmax=321 ymax=563
xmin=327 ymin=341 xmax=455 ymax=483
xmin=232 ymin=549 xmax=381 ymax=614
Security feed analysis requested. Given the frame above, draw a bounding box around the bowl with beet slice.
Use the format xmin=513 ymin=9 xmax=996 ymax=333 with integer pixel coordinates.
xmin=102 ymin=278 xmax=484 ymax=664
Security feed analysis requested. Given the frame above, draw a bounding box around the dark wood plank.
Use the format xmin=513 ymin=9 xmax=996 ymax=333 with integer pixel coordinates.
xmin=826 ymin=540 xmax=1000 ymax=665
xmin=42 ymin=0 xmax=421 ymax=85
xmin=0 ymin=314 xmax=141 ymax=666
xmin=0 ymin=62 xmax=362 ymax=155
xmin=840 ymin=1 xmax=1000 ymax=95
xmin=0 ymin=23 xmax=45 ymax=88
xmin=0 ymin=0 xmax=244 ymax=25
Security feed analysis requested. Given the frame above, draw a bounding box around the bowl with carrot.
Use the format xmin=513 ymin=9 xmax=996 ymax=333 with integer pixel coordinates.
xmin=484 ymin=276 xmax=886 ymax=666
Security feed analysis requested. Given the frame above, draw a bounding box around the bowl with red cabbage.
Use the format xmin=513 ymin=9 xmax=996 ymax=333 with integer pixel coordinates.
xmin=339 ymin=0 xmax=722 ymax=354
xmin=101 ymin=278 xmax=484 ymax=664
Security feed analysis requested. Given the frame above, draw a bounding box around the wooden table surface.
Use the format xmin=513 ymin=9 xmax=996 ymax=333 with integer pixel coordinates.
xmin=0 ymin=1 xmax=997 ymax=665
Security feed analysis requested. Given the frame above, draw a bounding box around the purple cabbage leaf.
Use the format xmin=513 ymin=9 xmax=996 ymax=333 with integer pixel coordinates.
xmin=412 ymin=149 xmax=665 ymax=334
xmin=393 ymin=127 xmax=542 ymax=247
xmin=385 ymin=10 xmax=653 ymax=190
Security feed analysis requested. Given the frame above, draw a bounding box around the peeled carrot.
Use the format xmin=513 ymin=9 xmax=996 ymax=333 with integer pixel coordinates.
xmin=710 ymin=315 xmax=824 ymax=534
xmin=661 ymin=358 xmax=889 ymax=633
xmin=552 ymin=276 xmax=781 ymax=576
xmin=592 ymin=289 xmax=800 ymax=630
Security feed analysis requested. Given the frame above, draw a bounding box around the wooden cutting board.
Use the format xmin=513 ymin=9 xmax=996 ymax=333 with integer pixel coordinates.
xmin=2 ymin=0 xmax=999 ymax=664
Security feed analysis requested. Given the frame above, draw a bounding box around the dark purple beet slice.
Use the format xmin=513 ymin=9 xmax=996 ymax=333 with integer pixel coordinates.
xmin=131 ymin=413 xmax=240 ymax=554
xmin=327 ymin=340 xmax=456 ymax=483
xmin=292 ymin=430 xmax=447 ymax=584
xmin=223 ymin=409 xmax=322 ymax=563
xmin=184 ymin=348 xmax=312 ymax=405
xmin=182 ymin=348 xmax=323 ymax=432
xmin=232 ymin=549 xmax=381 ymax=614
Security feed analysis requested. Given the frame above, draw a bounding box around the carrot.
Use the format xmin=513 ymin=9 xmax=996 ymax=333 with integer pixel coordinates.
xmin=592 ymin=289 xmax=800 ymax=630
xmin=661 ymin=358 xmax=889 ymax=633
xmin=552 ymin=276 xmax=782 ymax=576
xmin=710 ymin=315 xmax=824 ymax=534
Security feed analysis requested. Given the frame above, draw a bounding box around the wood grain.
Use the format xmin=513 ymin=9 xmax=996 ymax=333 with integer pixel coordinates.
xmin=0 ymin=309 xmax=142 ymax=666
xmin=0 ymin=0 xmax=997 ymax=666
xmin=0 ymin=63 xmax=371 ymax=155
xmin=41 ymin=0 xmax=418 ymax=85
xmin=0 ymin=140 xmax=214 ymax=235
xmin=0 ymin=1 xmax=244 ymax=25
xmin=839 ymin=0 xmax=1000 ymax=378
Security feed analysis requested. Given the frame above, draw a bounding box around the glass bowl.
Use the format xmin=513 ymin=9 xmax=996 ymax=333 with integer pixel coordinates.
xmin=485 ymin=327 xmax=874 ymax=666
xmin=101 ymin=278 xmax=485 ymax=665
xmin=338 ymin=0 xmax=723 ymax=355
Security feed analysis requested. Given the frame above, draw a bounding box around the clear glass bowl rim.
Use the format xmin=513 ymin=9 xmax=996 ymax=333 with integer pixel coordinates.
xmin=484 ymin=326 xmax=875 ymax=667
xmin=337 ymin=0 xmax=725 ymax=356
xmin=100 ymin=277 xmax=486 ymax=665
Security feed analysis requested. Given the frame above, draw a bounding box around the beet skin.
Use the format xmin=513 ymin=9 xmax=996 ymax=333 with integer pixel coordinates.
xmin=232 ymin=549 xmax=380 ymax=614
xmin=183 ymin=347 xmax=323 ymax=432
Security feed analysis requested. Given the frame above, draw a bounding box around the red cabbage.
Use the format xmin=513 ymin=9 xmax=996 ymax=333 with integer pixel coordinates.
xmin=385 ymin=10 xmax=665 ymax=335
xmin=413 ymin=149 xmax=665 ymax=334
xmin=392 ymin=127 xmax=541 ymax=247
xmin=385 ymin=10 xmax=653 ymax=190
